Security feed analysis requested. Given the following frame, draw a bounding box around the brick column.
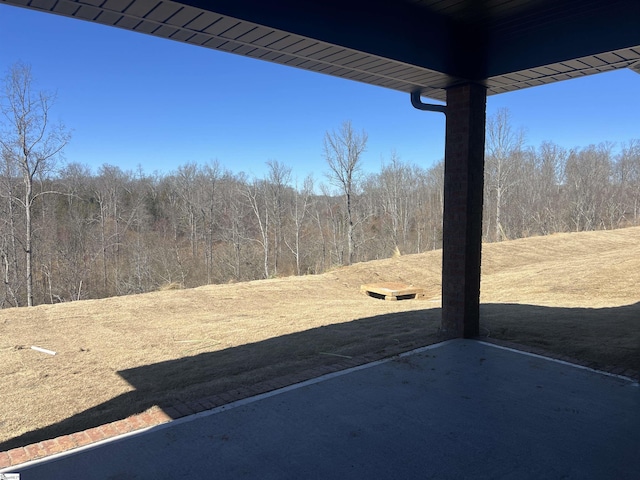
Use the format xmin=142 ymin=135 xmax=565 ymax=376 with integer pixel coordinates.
xmin=441 ymin=83 xmax=486 ymax=338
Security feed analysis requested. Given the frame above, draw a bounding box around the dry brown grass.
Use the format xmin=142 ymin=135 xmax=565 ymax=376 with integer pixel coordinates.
xmin=1 ymin=226 xmax=639 ymax=450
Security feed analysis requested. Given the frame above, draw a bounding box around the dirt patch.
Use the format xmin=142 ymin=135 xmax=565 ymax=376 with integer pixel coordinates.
xmin=1 ymin=226 xmax=639 ymax=450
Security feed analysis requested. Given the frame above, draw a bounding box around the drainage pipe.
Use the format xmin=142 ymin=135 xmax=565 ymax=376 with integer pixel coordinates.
xmin=411 ymin=90 xmax=447 ymax=114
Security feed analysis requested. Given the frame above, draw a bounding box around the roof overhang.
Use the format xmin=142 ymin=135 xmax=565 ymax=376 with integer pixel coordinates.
xmin=2 ymin=0 xmax=639 ymax=101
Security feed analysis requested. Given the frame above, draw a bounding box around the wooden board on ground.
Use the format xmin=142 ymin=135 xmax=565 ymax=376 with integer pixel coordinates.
xmin=361 ymin=282 xmax=425 ymax=301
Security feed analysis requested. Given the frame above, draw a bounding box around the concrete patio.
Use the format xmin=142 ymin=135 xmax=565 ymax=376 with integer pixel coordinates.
xmin=3 ymin=339 xmax=638 ymax=479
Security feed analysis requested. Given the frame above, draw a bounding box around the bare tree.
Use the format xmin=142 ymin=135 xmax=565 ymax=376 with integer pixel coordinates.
xmin=617 ymin=140 xmax=640 ymax=224
xmin=379 ymin=152 xmax=414 ymax=251
xmin=266 ymin=160 xmax=292 ymax=276
xmin=0 ymin=149 xmax=22 ymax=306
xmin=174 ymin=162 xmax=200 ymax=258
xmin=323 ymin=121 xmax=368 ymax=265
xmin=243 ymin=176 xmax=270 ymax=279
xmin=421 ymin=160 xmax=445 ymax=252
xmin=94 ymin=165 xmax=126 ymax=295
xmin=0 ymin=62 xmax=70 ymax=306
xmin=200 ymin=160 xmax=222 ymax=283
xmin=285 ymin=175 xmax=313 ymax=275
xmin=318 ymin=183 xmax=344 ymax=266
xmin=533 ymin=141 xmax=567 ymax=235
xmin=564 ymin=143 xmax=614 ymax=232
xmin=219 ymin=173 xmax=250 ymax=280
xmin=485 ymin=108 xmax=525 ymax=241
xmin=47 ymin=162 xmax=96 ymax=302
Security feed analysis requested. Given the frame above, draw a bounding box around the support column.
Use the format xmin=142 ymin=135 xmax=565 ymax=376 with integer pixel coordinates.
xmin=441 ymin=83 xmax=486 ymax=338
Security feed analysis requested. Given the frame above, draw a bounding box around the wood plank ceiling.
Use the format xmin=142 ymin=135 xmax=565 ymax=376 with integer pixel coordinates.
xmin=2 ymin=0 xmax=639 ymax=101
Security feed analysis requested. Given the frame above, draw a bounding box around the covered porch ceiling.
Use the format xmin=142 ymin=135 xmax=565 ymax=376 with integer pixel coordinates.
xmin=2 ymin=0 xmax=640 ymax=102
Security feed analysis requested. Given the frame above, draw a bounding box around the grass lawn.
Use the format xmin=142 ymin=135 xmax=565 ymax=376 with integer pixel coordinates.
xmin=1 ymin=226 xmax=638 ymax=451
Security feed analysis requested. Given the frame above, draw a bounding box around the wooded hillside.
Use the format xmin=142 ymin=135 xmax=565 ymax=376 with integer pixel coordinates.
xmin=1 ymin=136 xmax=638 ymax=308
xmin=2 ymin=64 xmax=639 ymax=307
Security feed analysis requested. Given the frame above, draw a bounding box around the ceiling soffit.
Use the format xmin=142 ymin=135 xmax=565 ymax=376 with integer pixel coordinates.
xmin=2 ymin=0 xmax=639 ymax=100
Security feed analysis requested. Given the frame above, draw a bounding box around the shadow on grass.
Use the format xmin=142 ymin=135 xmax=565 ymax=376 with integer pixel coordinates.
xmin=3 ymin=301 xmax=638 ymax=451
xmin=1 ymin=308 xmax=442 ymax=451
xmin=481 ymin=302 xmax=640 ymax=371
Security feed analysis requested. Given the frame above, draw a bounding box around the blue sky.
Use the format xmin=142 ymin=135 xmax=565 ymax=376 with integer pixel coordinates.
xmin=1 ymin=4 xmax=638 ymax=183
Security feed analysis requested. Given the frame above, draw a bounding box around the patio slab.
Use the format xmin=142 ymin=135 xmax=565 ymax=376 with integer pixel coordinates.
xmin=3 ymin=339 xmax=639 ymax=479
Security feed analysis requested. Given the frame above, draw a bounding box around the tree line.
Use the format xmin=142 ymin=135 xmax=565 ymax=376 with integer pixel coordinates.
xmin=1 ymin=64 xmax=639 ymax=307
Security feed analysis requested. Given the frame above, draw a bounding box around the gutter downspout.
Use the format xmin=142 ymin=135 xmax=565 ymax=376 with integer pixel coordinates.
xmin=411 ymin=90 xmax=447 ymax=114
